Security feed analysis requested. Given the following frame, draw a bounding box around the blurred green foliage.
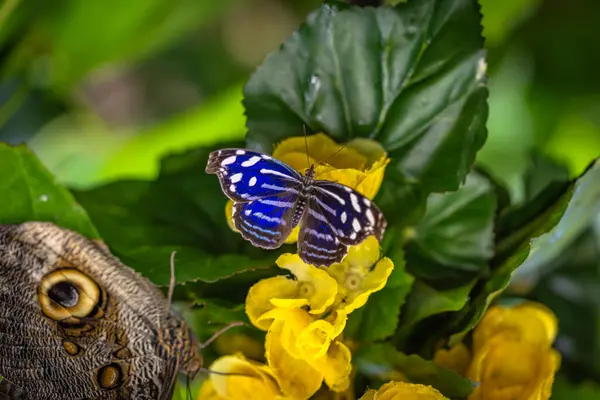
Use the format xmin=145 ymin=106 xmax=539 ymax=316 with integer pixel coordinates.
xmin=1 ymin=0 xmax=599 ymax=399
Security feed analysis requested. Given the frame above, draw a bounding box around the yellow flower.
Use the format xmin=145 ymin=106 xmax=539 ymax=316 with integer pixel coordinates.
xmin=198 ymin=354 xmax=283 ymax=400
xmin=433 ymin=343 xmax=471 ymax=377
xmin=246 ymin=254 xmax=338 ymax=330
xmin=467 ymin=302 xmax=561 ymax=400
xmin=225 ymin=133 xmax=389 ymax=244
xmin=360 ymin=381 xmax=449 ymax=400
xmin=326 ymin=236 xmax=394 ymax=314
xmin=259 ymin=307 xmax=347 ymax=360
xmin=266 ymin=318 xmax=352 ymax=399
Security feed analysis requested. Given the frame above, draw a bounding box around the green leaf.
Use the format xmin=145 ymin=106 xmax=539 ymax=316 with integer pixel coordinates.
xmin=73 ymin=145 xmax=282 ymax=286
xmin=0 ymin=143 xmax=98 ymax=238
xmin=244 ymin=0 xmax=487 ymax=192
xmin=345 ymin=247 xmax=414 ymax=342
xmin=523 ymin=152 xmax=570 ymax=202
xmin=183 ymin=298 xmax=248 ymax=341
xmin=354 ymin=342 xmax=474 ymax=398
xmin=400 ymin=279 xmax=476 ymax=328
xmin=405 ymin=171 xmax=496 ymax=279
xmin=515 ymin=158 xmax=600 ymax=281
xmin=551 ymin=378 xmax=600 ymax=400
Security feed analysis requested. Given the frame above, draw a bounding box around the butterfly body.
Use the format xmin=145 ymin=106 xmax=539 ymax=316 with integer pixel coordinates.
xmin=206 ymin=149 xmax=387 ymax=266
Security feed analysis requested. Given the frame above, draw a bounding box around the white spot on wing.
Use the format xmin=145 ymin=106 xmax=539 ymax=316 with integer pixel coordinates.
xmin=249 ymin=176 xmax=257 ymax=187
xmin=341 ymin=211 xmax=347 ymax=224
xmin=262 ymin=155 xmax=272 ymax=160
xmin=245 ymin=209 xmax=251 ymax=216
xmin=366 ymin=209 xmax=375 ymax=225
xmin=222 ymin=156 xmax=236 ymax=166
xmin=352 ymin=218 xmax=361 ymax=232
xmin=236 ymin=150 xmax=246 ymax=155
xmin=363 ymin=198 xmax=371 ymax=207
xmin=229 ymin=184 xmax=236 ymax=193
xmin=350 ymin=193 xmax=361 ymax=212
xmin=231 ymin=173 xmax=243 ymax=183
xmin=350 ymin=232 xmax=357 ymax=240
xmin=241 ymin=156 xmax=261 ymax=167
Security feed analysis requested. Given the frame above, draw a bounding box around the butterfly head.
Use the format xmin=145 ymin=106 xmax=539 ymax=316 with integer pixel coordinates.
xmin=305 ymin=164 xmax=316 ymax=180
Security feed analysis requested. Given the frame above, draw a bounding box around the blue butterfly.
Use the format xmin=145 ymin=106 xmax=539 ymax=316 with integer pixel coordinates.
xmin=205 ymin=149 xmax=387 ymax=266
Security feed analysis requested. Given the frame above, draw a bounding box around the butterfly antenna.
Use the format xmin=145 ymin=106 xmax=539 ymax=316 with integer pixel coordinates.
xmin=303 ymin=124 xmax=311 ymax=169
xmin=167 ymin=250 xmax=177 ymax=310
xmin=321 ymin=140 xmax=352 ymax=167
xmin=197 ymin=368 xmax=254 ymax=378
xmin=199 ymin=321 xmax=245 ymax=349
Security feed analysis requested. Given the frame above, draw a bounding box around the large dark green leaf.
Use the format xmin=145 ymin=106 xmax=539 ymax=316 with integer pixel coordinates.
xmin=514 ymin=159 xmax=600 ymax=281
xmin=0 ymin=143 xmax=98 ymax=238
xmin=345 ymin=247 xmax=414 ymax=342
xmin=73 ymin=145 xmax=282 ymax=286
xmin=245 ymin=0 xmax=487 ymax=193
xmin=404 ymin=171 xmax=496 ymax=280
xmin=354 ymin=342 xmax=474 ymax=398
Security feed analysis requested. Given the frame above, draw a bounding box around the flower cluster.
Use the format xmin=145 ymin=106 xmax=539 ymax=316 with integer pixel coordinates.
xmin=200 ymin=134 xmax=393 ymax=399
xmin=434 ymin=302 xmax=561 ymax=400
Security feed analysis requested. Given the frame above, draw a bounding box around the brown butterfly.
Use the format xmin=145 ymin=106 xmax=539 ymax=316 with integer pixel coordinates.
xmin=0 ymin=222 xmax=208 ymax=400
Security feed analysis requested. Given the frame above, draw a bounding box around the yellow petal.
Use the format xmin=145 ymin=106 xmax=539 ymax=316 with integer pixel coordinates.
xmin=340 ymin=235 xmax=382 ymax=271
xmin=197 ymin=380 xmax=225 ymax=400
xmin=246 ymin=276 xmax=299 ymax=331
xmin=225 ymin=200 xmax=238 ymax=233
xmin=433 ymin=343 xmax=472 ymax=377
xmin=297 ymin=310 xmax=348 ymax=360
xmin=467 ymin=336 xmax=561 ymax=400
xmin=360 ymin=382 xmax=450 ymax=400
xmin=312 ymin=340 xmax=353 ymax=392
xmin=276 ymin=253 xmax=338 ymax=314
xmin=273 ymin=133 xmax=368 ymax=171
xmin=473 ymin=302 xmax=558 ymax=351
xmin=214 ymin=333 xmax=265 ymax=362
xmin=208 ymin=354 xmax=281 ymax=400
xmin=266 ymin=319 xmax=323 ymax=399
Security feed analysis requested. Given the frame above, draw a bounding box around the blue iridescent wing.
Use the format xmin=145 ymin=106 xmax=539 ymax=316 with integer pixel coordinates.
xmin=297 ymin=197 xmax=348 ymax=266
xmin=232 ymin=191 xmax=299 ymax=249
xmin=205 ymin=149 xmax=303 ymax=202
xmin=309 ymin=181 xmax=387 ymax=246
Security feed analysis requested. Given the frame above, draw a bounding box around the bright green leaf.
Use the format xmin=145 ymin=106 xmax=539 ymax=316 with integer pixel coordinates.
xmin=354 ymin=342 xmax=474 ymax=398
xmin=0 ymin=143 xmax=98 ymax=238
xmin=245 ymin=0 xmax=487 ymax=193
xmin=74 ymin=145 xmax=282 ymax=286
xmin=551 ymin=378 xmax=600 ymax=400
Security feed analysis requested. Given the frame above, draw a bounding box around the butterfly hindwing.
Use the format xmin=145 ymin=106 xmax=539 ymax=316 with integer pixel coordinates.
xmin=232 ymin=192 xmax=299 ymax=249
xmin=310 ymin=181 xmax=387 ymax=246
xmin=298 ymin=198 xmax=348 ymax=266
xmin=206 ymin=149 xmax=302 ymax=202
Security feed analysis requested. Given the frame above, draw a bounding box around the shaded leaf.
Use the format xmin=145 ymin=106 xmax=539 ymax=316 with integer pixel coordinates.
xmin=400 ymin=279 xmax=476 ymax=328
xmin=345 ymin=247 xmax=414 ymax=342
xmin=354 ymin=342 xmax=474 ymax=398
xmin=514 ymin=158 xmax=600 ymax=281
xmin=73 ymin=145 xmax=282 ymax=286
xmin=0 ymin=143 xmax=98 ymax=238
xmin=551 ymin=378 xmax=600 ymax=400
xmin=405 ymin=171 xmax=496 ymax=280
xmin=524 ymin=151 xmax=570 ymax=202
xmin=245 ymin=0 xmax=487 ymax=193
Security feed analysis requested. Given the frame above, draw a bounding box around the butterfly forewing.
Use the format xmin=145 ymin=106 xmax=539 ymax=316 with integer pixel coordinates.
xmin=206 ymin=149 xmax=302 ymax=202
xmin=233 ymin=192 xmax=298 ymax=249
xmin=298 ymin=198 xmax=348 ymax=266
xmin=309 ymin=181 xmax=387 ymax=246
